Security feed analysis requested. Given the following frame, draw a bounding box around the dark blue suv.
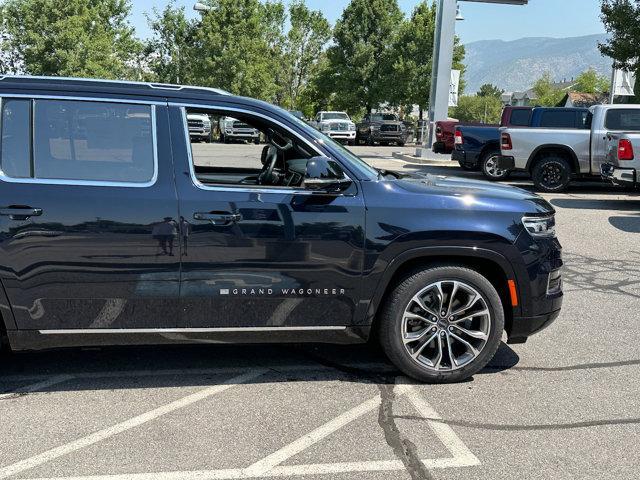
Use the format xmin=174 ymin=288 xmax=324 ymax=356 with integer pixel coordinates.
xmin=0 ymin=76 xmax=562 ymax=383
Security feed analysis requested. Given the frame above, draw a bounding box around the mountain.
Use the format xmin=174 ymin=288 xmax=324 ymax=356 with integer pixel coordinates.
xmin=463 ymin=34 xmax=612 ymax=94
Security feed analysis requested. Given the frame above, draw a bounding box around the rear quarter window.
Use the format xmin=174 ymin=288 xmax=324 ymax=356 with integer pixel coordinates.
xmin=0 ymin=99 xmax=31 ymax=178
xmin=605 ymin=109 xmax=640 ymax=131
xmin=509 ymin=109 xmax=531 ymax=127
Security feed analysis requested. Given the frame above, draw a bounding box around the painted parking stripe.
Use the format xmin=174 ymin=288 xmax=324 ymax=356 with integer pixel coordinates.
xmin=0 ymin=375 xmax=74 ymax=401
xmin=0 ymin=369 xmax=267 ymax=480
xmin=25 ymin=377 xmax=479 ymax=480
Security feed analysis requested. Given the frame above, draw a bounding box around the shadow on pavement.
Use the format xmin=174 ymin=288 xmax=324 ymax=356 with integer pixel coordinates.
xmin=0 ymin=341 xmax=522 ymax=394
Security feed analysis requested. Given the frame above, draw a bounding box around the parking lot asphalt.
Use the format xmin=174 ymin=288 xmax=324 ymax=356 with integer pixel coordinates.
xmin=1 ymin=144 xmax=639 ymax=480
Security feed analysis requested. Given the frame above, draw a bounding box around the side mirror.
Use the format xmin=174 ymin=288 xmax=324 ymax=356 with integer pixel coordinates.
xmin=304 ymin=157 xmax=352 ymax=192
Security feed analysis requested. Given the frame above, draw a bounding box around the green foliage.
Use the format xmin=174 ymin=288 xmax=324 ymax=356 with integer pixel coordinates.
xmin=145 ymin=2 xmax=196 ymax=84
xmin=279 ymin=0 xmax=331 ymax=111
xmin=450 ymin=95 xmax=503 ymax=124
xmin=477 ymin=83 xmax=503 ymax=98
xmin=0 ymin=0 xmax=141 ymax=79
xmin=531 ymin=73 xmax=565 ymax=106
xmin=325 ymin=0 xmax=404 ymax=114
xmin=192 ymin=0 xmax=283 ymax=100
xmin=574 ymin=68 xmax=610 ymax=95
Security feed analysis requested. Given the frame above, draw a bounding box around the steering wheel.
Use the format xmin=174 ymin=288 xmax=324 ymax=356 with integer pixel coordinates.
xmin=258 ymin=129 xmax=295 ymax=185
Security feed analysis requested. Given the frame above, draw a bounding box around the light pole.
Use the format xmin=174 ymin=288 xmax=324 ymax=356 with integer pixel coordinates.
xmin=421 ymin=0 xmax=529 ymax=157
xmin=193 ymin=2 xmax=212 ymax=13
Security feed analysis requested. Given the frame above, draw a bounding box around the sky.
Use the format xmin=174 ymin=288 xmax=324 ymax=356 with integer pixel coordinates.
xmin=130 ymin=0 xmax=606 ymax=45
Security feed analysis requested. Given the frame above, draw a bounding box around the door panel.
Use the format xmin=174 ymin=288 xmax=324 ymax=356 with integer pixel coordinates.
xmin=169 ymin=106 xmax=366 ymax=328
xmin=0 ymin=101 xmax=181 ymax=330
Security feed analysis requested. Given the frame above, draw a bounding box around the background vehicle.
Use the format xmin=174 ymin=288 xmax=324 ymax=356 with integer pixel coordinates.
xmin=311 ymin=111 xmax=357 ymax=145
xmin=452 ymin=106 xmax=533 ymax=178
xmin=187 ymin=113 xmax=212 ymax=143
xmin=356 ymin=112 xmax=406 ymax=146
xmin=601 ymin=110 xmax=640 ymax=188
xmin=499 ymin=105 xmax=632 ymax=192
xmin=433 ymin=119 xmax=459 ymax=154
xmin=219 ymin=116 xmax=261 ymax=144
xmin=0 ymin=76 xmax=562 ymax=384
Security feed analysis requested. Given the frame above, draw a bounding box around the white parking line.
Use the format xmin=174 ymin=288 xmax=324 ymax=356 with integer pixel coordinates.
xmin=24 ymin=377 xmax=479 ymax=480
xmin=0 ymin=369 xmax=267 ymax=480
xmin=0 ymin=375 xmax=74 ymax=400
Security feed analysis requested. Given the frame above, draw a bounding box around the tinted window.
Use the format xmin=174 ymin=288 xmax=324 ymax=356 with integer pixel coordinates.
xmin=509 ymin=109 xmax=531 ymax=127
xmin=1 ymin=99 xmax=31 ymax=178
xmin=539 ymin=111 xmax=577 ymax=128
xmin=605 ymin=109 xmax=640 ymax=131
xmin=33 ymin=100 xmax=154 ymax=183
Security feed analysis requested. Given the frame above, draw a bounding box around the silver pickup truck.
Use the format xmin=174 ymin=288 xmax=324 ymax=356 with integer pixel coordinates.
xmin=498 ymin=105 xmax=640 ymax=192
xmin=601 ymin=111 xmax=640 ymax=188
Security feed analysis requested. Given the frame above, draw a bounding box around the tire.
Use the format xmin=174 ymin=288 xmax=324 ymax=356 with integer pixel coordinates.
xmin=366 ymin=135 xmax=374 ymax=146
xmin=379 ymin=265 xmax=504 ymax=384
xmin=531 ymin=155 xmax=572 ymax=193
xmin=398 ymin=141 xmax=406 ymax=147
xmin=481 ymin=150 xmax=510 ymax=181
xmin=254 ymin=138 xmax=260 ymax=145
xmin=348 ymin=140 xmax=355 ymax=146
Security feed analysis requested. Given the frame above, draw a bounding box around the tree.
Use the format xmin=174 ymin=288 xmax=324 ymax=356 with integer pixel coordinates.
xmin=573 ymin=68 xmax=609 ymax=95
xmin=145 ymin=2 xmax=197 ymax=84
xmin=0 ymin=0 xmax=141 ymax=79
xmin=477 ymin=83 xmax=503 ymax=98
xmin=279 ymin=0 xmax=331 ymax=110
xmin=599 ymin=0 xmax=640 ymax=101
xmin=325 ymin=0 xmax=404 ymax=114
xmin=450 ymin=95 xmax=502 ymax=124
xmin=387 ymin=1 xmax=465 ymax=119
xmin=193 ymin=0 xmax=284 ymax=101
xmin=531 ymin=73 xmax=565 ymax=106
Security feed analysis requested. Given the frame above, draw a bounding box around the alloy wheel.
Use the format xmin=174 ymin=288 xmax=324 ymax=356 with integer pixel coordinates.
xmin=401 ymin=280 xmax=492 ymax=371
xmin=484 ymin=155 xmax=507 ymax=179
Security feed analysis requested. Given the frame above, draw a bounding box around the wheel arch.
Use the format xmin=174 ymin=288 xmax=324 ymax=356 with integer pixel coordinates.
xmin=367 ymin=247 xmax=520 ymax=341
xmin=526 ymin=145 xmax=580 ymax=174
xmin=479 ymin=141 xmax=501 ymax=162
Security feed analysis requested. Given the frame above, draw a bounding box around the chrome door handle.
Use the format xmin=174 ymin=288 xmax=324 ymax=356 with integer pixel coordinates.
xmin=0 ymin=207 xmax=43 ymax=220
xmin=193 ymin=212 xmax=242 ymax=225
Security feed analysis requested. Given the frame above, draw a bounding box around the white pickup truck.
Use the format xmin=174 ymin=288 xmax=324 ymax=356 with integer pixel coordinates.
xmin=498 ymin=105 xmax=640 ymax=192
xmin=311 ymin=111 xmax=357 ymax=145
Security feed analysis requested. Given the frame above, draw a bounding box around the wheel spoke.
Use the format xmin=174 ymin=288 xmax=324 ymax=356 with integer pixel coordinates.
xmin=404 ymin=311 xmax=436 ymax=325
xmin=412 ymin=296 xmax=438 ymax=319
xmin=445 ymin=332 xmax=457 ymax=368
xmin=431 ymin=334 xmax=444 ymax=368
xmin=445 ymin=281 xmax=459 ymax=316
xmin=403 ymin=326 xmax=431 ymax=345
xmin=434 ymin=282 xmax=445 ymax=314
xmin=451 ymin=309 xmax=489 ymax=324
xmin=449 ymin=331 xmax=480 ymax=356
xmin=410 ymin=331 xmax=438 ymax=359
xmin=451 ymin=292 xmax=479 ymax=316
xmin=454 ymin=325 xmax=488 ymax=341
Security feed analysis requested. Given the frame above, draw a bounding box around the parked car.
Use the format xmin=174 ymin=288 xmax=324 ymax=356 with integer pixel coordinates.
xmin=0 ymin=76 xmax=562 ymax=384
xmin=187 ymin=113 xmax=212 ymax=142
xmin=600 ymin=108 xmax=640 ymax=188
xmin=433 ymin=120 xmax=460 ymax=154
xmin=498 ymin=105 xmax=627 ymax=192
xmin=311 ymin=111 xmax=357 ymax=145
xmin=356 ymin=113 xmax=406 ymax=146
xmin=452 ymin=106 xmax=533 ymax=178
xmin=219 ymin=116 xmax=261 ymax=144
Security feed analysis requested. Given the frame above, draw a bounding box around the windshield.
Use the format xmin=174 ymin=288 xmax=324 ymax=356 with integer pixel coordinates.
xmin=274 ymin=107 xmax=378 ymax=179
xmin=322 ymin=112 xmax=350 ymax=121
xmin=371 ymin=114 xmax=397 ymax=121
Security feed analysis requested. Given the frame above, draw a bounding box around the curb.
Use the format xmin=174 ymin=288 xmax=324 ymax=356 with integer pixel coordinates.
xmin=391 ymin=152 xmax=456 ymax=166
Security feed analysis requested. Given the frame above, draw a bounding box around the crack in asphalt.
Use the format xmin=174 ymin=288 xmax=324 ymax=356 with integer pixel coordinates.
xmin=378 ymin=384 xmax=433 ymax=480
xmin=393 ymin=415 xmax=640 ymax=431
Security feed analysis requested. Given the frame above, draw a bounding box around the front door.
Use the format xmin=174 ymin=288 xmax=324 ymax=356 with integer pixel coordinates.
xmin=0 ymin=97 xmax=180 ymax=330
xmin=169 ymin=105 xmax=366 ymax=328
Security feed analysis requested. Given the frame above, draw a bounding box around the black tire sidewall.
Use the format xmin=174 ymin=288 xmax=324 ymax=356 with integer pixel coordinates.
xmin=532 ymin=156 xmax=571 ymax=193
xmin=379 ymin=266 xmax=505 ymax=383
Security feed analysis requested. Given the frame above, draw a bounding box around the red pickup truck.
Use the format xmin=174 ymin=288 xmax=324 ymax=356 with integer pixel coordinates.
xmin=433 ymin=106 xmax=533 ymax=154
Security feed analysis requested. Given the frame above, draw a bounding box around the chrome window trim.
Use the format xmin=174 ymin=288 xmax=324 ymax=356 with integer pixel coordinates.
xmin=0 ymin=95 xmax=159 ymax=188
xmin=175 ymin=103 xmax=356 ymax=196
xmin=39 ymin=326 xmax=347 ymax=335
xmin=0 ymin=75 xmax=230 ymax=96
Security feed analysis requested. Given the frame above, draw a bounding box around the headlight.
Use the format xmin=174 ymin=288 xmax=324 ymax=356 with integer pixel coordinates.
xmin=522 ymin=215 xmax=556 ymax=238
xmin=349 ymin=124 xmax=356 ymax=131
xmin=371 ymin=124 xmax=380 ymax=131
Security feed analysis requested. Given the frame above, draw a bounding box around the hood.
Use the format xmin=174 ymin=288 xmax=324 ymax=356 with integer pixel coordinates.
xmin=323 ymin=119 xmax=353 ymax=125
xmin=383 ymin=171 xmax=554 ymax=215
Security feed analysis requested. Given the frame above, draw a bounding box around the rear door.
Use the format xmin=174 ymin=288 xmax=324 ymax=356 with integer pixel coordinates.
xmin=0 ymin=95 xmax=181 ymax=331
